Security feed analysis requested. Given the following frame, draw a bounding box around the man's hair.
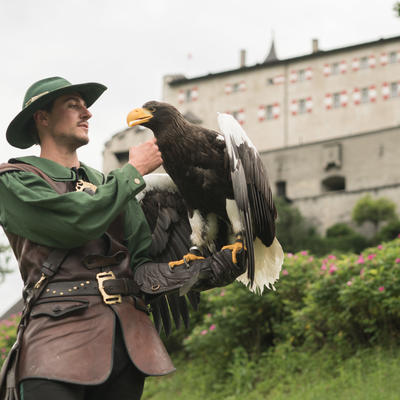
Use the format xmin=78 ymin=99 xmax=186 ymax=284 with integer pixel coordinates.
xmin=28 ymin=100 xmax=55 ymax=145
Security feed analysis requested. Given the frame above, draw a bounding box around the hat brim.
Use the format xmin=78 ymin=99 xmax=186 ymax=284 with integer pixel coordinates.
xmin=6 ymin=82 xmax=107 ymax=149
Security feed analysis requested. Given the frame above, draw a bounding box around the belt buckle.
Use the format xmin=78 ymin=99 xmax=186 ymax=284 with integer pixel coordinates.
xmin=96 ymin=271 xmax=122 ymax=305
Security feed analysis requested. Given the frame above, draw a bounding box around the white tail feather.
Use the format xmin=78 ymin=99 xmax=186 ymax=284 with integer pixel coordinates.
xmin=236 ymin=237 xmax=284 ymax=294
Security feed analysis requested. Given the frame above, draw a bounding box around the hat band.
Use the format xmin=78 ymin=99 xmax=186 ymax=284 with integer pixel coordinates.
xmin=24 ymin=91 xmax=49 ymax=108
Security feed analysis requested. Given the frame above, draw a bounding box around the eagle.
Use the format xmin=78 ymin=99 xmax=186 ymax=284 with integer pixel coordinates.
xmin=127 ymin=101 xmax=284 ymax=299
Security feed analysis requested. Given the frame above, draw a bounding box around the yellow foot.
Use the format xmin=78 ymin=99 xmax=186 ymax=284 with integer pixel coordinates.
xmin=168 ymin=253 xmax=205 ymax=269
xmin=221 ymin=240 xmax=245 ymax=264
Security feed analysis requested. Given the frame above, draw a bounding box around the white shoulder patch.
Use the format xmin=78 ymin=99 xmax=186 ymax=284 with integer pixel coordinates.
xmin=217 ymin=113 xmax=257 ymax=151
xmin=136 ymin=173 xmax=178 ymax=201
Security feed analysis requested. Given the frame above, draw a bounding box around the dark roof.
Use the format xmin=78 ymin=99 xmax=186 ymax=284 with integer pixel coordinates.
xmin=169 ymin=35 xmax=400 ymax=86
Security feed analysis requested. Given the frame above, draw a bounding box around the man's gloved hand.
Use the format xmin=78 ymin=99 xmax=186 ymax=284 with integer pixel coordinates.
xmin=134 ymin=244 xmax=246 ymax=298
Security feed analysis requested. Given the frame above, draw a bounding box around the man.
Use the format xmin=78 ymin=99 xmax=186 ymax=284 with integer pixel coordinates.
xmin=0 ymin=77 xmax=245 ymax=400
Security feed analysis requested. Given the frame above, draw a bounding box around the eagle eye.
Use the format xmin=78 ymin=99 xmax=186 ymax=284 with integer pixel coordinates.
xmin=147 ymin=107 xmax=156 ymax=113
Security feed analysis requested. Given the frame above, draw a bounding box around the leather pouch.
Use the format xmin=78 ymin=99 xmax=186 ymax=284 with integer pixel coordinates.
xmin=31 ymin=299 xmax=89 ymax=319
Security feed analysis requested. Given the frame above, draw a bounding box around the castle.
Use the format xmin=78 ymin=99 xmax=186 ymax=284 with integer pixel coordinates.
xmin=103 ymin=35 xmax=400 ymax=233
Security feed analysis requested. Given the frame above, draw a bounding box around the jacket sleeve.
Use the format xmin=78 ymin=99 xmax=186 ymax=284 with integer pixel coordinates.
xmin=0 ymin=164 xmax=146 ymax=249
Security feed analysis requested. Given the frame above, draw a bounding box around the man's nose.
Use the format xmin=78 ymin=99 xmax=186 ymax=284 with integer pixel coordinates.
xmin=81 ymin=106 xmax=92 ymax=119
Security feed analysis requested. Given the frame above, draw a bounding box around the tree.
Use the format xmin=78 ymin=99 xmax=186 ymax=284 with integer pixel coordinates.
xmin=0 ymin=243 xmax=12 ymax=282
xmin=275 ymin=197 xmax=325 ymax=255
xmin=394 ymin=2 xmax=400 ymax=17
xmin=352 ymin=195 xmax=397 ymax=236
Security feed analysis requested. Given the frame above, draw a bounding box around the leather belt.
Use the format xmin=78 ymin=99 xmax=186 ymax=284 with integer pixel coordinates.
xmin=40 ymin=273 xmax=141 ymax=305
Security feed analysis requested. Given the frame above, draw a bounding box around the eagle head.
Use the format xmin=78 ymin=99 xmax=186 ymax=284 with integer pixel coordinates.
xmin=127 ymin=101 xmax=186 ymax=134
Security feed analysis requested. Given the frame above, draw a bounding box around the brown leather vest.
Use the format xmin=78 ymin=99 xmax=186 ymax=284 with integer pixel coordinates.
xmin=0 ymin=163 xmax=175 ymax=384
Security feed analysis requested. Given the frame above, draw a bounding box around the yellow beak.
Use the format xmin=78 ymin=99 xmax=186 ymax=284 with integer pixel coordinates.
xmin=126 ymin=108 xmax=153 ymax=127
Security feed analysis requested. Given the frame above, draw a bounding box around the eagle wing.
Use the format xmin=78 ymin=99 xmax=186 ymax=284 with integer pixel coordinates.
xmin=137 ymin=174 xmax=201 ymax=336
xmin=217 ymin=113 xmax=278 ymax=288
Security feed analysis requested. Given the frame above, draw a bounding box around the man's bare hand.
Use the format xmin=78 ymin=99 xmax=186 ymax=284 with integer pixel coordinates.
xmin=128 ymin=138 xmax=163 ymax=176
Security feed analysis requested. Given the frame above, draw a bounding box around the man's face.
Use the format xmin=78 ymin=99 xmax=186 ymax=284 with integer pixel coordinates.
xmin=43 ymin=93 xmax=92 ymax=148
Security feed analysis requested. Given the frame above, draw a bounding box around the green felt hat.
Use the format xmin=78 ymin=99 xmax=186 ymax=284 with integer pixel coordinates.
xmin=6 ymin=76 xmax=107 ymax=149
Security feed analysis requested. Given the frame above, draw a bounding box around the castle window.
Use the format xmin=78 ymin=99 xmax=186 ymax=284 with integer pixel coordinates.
xmin=232 ymin=83 xmax=240 ymax=92
xmin=332 ymin=92 xmax=341 ymax=108
xmin=361 ymin=87 xmax=369 ymax=103
xmin=321 ymin=176 xmax=346 ymax=192
xmin=390 ymin=82 xmax=399 ymax=98
xmin=298 ymin=69 xmax=306 ymax=82
xmin=360 ymin=56 xmax=369 ymax=69
xmin=185 ymin=89 xmax=192 ymax=102
xmin=114 ymin=151 xmax=129 ymax=164
xmin=331 ymin=62 xmax=340 ymax=75
xmin=267 ymin=77 xmax=274 ymax=85
xmin=298 ymin=99 xmax=307 ymax=114
xmin=276 ymin=181 xmax=287 ymax=197
xmin=389 ymin=51 xmax=398 ymax=64
xmin=266 ymin=105 xmax=274 ymax=120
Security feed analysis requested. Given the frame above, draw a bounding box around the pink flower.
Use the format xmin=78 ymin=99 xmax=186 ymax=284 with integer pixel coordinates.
xmin=220 ymin=290 xmax=225 ymax=297
xmin=308 ymin=257 xmax=314 ymax=262
xmin=206 ymin=313 xmax=212 ymax=318
xmin=329 ymin=264 xmax=338 ymax=274
xmin=377 ymin=245 xmax=383 ymax=250
xmin=282 ymin=269 xmax=289 ymax=276
xmin=360 ymin=268 xmax=365 ymax=276
xmin=328 ymin=255 xmax=337 ymax=260
xmin=320 ymin=264 xmax=327 ymax=271
xmin=201 ymin=330 xmax=208 ymax=335
xmin=357 ymin=256 xmax=365 ymax=264
xmin=395 ymin=258 xmax=400 ymax=264
xmin=378 ymin=286 xmax=385 ymax=292
xmin=398 ymin=233 xmax=400 ymax=238
xmin=367 ymin=254 xmax=376 ymax=260
xmin=300 ymin=251 xmax=308 ymax=256
xmin=347 ymin=281 xmax=353 ymax=286
xmin=287 ymin=253 xmax=293 ymax=258
xmin=209 ymin=324 xmax=216 ymax=331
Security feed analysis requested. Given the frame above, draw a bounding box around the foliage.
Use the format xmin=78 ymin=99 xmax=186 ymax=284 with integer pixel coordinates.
xmin=275 ymin=197 xmax=324 ymax=255
xmin=352 ymin=195 xmax=397 ymax=233
xmin=394 ymin=1 xmax=400 ymax=17
xmin=0 ymin=313 xmax=19 ymax=366
xmin=0 ymin=243 xmax=12 ymax=282
xmin=180 ymin=238 xmax=400 ymax=365
xmin=324 ymin=223 xmax=369 ymax=253
xmin=144 ymin=238 xmax=400 ymax=399
xmin=143 ymin=346 xmax=400 ymax=400
xmin=376 ymin=218 xmax=400 ymax=242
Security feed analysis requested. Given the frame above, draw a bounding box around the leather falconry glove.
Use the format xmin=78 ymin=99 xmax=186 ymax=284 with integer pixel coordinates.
xmin=134 ymin=246 xmax=246 ymax=299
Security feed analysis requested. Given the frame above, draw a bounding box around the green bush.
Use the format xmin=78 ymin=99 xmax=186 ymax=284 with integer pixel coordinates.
xmin=376 ymin=219 xmax=400 ymax=242
xmin=324 ymin=223 xmax=369 ymax=254
xmin=0 ymin=313 xmax=19 ymax=367
xmin=183 ymin=238 xmax=400 ymax=366
xmin=352 ymin=195 xmax=397 ymax=235
xmin=293 ymin=239 xmax=400 ymax=350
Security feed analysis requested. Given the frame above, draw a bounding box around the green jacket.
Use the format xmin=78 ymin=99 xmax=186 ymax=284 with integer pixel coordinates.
xmin=0 ymin=156 xmax=152 ymax=270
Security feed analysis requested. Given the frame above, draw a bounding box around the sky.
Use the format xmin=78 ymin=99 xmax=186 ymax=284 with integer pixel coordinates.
xmin=1 ymin=0 xmax=400 ymax=315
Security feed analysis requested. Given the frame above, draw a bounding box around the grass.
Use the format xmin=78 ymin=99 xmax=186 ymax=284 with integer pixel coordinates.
xmin=142 ymin=345 xmax=400 ymax=400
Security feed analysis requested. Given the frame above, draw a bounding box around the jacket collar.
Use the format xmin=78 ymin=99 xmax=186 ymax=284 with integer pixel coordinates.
xmin=11 ymin=156 xmax=104 ymax=184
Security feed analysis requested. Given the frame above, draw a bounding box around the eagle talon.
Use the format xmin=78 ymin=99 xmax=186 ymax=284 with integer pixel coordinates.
xmin=221 ymin=240 xmax=245 ymax=264
xmin=168 ymin=253 xmax=205 ymax=271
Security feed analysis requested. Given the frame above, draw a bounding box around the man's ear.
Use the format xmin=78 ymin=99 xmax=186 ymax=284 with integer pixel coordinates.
xmin=33 ymin=110 xmax=50 ymax=128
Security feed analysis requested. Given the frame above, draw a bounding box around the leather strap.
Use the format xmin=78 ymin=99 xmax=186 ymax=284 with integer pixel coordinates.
xmin=39 ymin=278 xmax=141 ymax=299
xmin=0 ymin=248 xmax=70 ymax=400
xmin=0 ymin=162 xmax=66 ymax=194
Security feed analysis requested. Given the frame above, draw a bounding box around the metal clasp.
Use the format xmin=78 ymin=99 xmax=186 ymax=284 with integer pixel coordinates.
xmin=96 ymin=271 xmax=122 ymax=305
xmin=34 ymin=273 xmax=47 ymax=289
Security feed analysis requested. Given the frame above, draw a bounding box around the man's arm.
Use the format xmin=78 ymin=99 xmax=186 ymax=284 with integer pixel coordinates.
xmin=0 ymin=164 xmax=145 ymax=249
